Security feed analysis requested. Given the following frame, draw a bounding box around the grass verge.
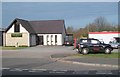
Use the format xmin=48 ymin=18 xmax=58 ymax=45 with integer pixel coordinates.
xmin=72 ymin=52 xmax=120 ymax=58
xmin=0 ymin=46 xmax=28 ymax=50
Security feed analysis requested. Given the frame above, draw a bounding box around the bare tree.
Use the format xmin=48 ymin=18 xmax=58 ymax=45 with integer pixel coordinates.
xmin=93 ymin=16 xmax=110 ymax=32
xmin=87 ymin=16 xmax=117 ymax=32
xmin=66 ymin=26 xmax=74 ymax=34
xmin=66 ymin=16 xmax=118 ymax=39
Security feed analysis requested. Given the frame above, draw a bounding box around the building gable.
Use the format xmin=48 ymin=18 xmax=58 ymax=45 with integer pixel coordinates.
xmin=6 ymin=23 xmax=29 ymax=33
xmin=5 ymin=18 xmax=35 ymax=34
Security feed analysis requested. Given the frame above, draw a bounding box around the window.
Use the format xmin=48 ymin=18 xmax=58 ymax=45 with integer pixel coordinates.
xmin=11 ymin=33 xmax=22 ymax=37
xmin=47 ymin=35 xmax=49 ymax=45
xmin=55 ymin=35 xmax=57 ymax=45
xmin=91 ymin=40 xmax=100 ymax=44
xmin=51 ymin=35 xmax=53 ymax=45
xmin=81 ymin=39 xmax=88 ymax=43
xmin=14 ymin=23 xmax=20 ymax=32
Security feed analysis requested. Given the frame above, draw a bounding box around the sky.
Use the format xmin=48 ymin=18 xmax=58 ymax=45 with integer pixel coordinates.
xmin=2 ymin=0 xmax=120 ymax=2
xmin=2 ymin=2 xmax=118 ymax=29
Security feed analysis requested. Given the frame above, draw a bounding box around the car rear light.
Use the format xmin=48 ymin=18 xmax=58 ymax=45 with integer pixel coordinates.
xmin=67 ymin=42 xmax=69 ymax=44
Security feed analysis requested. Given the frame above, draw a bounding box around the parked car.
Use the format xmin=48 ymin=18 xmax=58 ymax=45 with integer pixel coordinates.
xmin=109 ymin=42 xmax=120 ymax=49
xmin=63 ymin=34 xmax=74 ymax=46
xmin=76 ymin=38 xmax=113 ymax=55
xmin=109 ymin=37 xmax=120 ymax=49
xmin=64 ymin=40 xmax=74 ymax=46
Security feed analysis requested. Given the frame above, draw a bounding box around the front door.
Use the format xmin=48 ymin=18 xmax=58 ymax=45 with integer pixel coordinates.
xmin=90 ymin=40 xmax=101 ymax=51
xmin=39 ymin=36 xmax=43 ymax=45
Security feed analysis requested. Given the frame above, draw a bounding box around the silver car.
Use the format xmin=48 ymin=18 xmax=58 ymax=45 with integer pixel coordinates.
xmin=109 ymin=41 xmax=120 ymax=49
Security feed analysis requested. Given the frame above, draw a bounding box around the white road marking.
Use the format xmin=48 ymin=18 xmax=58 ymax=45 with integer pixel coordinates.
xmin=10 ymin=68 xmax=23 ymax=71
xmin=2 ymin=68 xmax=10 ymax=70
xmin=21 ymin=69 xmax=29 ymax=71
xmin=29 ymin=70 xmax=36 ymax=72
xmin=31 ymin=69 xmax=47 ymax=71
xmin=62 ymin=70 xmax=68 ymax=72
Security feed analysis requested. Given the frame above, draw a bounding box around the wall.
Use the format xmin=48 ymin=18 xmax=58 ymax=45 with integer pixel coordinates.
xmin=0 ymin=31 xmax=3 ymax=46
xmin=5 ymin=24 xmax=30 ymax=46
xmin=89 ymin=33 xmax=120 ymax=44
xmin=30 ymin=34 xmax=36 ymax=46
xmin=62 ymin=31 xmax=66 ymax=45
xmin=7 ymin=24 xmax=14 ymax=33
xmin=3 ymin=32 xmax=6 ymax=46
xmin=62 ymin=24 xmax=66 ymax=45
xmin=37 ymin=34 xmax=62 ymax=45
xmin=5 ymin=33 xmax=29 ymax=46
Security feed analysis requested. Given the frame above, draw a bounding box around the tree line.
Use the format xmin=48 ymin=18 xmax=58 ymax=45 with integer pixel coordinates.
xmin=66 ymin=16 xmax=119 ymax=38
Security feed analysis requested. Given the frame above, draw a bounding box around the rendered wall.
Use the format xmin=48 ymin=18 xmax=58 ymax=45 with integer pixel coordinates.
xmin=37 ymin=34 xmax=63 ymax=45
xmin=5 ymin=24 xmax=30 ymax=46
xmin=89 ymin=33 xmax=120 ymax=44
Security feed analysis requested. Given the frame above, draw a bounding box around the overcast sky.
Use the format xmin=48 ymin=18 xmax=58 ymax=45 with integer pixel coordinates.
xmin=2 ymin=2 xmax=118 ymax=28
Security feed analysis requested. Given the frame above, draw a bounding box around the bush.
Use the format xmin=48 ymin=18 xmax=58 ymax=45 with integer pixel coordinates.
xmin=5 ymin=46 xmax=15 ymax=47
xmin=4 ymin=45 xmax=28 ymax=47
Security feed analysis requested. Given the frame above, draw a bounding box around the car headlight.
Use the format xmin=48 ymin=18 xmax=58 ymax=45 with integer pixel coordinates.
xmin=80 ymin=45 xmax=83 ymax=47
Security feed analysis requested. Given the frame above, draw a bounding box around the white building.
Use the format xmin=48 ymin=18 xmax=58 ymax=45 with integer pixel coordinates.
xmin=89 ymin=32 xmax=120 ymax=44
xmin=4 ymin=18 xmax=66 ymax=46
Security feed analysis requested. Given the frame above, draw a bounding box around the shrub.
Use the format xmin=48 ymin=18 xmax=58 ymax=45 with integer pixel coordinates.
xmin=19 ymin=45 xmax=28 ymax=47
xmin=5 ymin=46 xmax=15 ymax=47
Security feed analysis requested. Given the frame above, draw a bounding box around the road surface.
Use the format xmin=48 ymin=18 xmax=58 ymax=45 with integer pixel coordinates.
xmin=1 ymin=46 xmax=119 ymax=75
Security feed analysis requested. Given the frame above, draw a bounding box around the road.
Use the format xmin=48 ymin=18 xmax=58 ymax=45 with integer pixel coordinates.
xmin=1 ymin=46 xmax=119 ymax=75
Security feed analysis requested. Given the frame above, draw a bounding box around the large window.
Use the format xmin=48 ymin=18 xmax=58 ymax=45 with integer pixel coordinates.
xmin=47 ymin=35 xmax=49 ymax=45
xmin=55 ymin=35 xmax=57 ymax=45
xmin=14 ymin=23 xmax=20 ymax=32
xmin=51 ymin=35 xmax=53 ymax=45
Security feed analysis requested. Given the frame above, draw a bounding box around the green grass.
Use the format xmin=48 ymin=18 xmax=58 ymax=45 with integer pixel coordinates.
xmin=0 ymin=46 xmax=28 ymax=50
xmin=72 ymin=52 xmax=120 ymax=58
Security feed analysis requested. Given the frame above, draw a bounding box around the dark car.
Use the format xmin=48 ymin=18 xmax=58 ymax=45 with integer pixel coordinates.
xmin=63 ymin=34 xmax=74 ymax=46
xmin=76 ymin=38 xmax=113 ymax=55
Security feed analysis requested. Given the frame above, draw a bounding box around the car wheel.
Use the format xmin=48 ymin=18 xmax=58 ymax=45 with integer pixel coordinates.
xmin=82 ymin=48 xmax=89 ymax=55
xmin=105 ymin=48 xmax=111 ymax=54
xmin=76 ymin=48 xmax=79 ymax=52
xmin=76 ymin=48 xmax=81 ymax=54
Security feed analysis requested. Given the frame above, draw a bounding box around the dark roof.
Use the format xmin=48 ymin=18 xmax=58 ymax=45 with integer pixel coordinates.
xmin=6 ymin=18 xmax=66 ymax=34
xmin=29 ymin=20 xmax=65 ymax=34
xmin=16 ymin=19 xmax=35 ymax=33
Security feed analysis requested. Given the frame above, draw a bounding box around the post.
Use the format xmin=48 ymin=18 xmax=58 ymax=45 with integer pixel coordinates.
xmin=73 ymin=37 xmax=76 ymax=49
xmin=15 ymin=42 xmax=18 ymax=47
